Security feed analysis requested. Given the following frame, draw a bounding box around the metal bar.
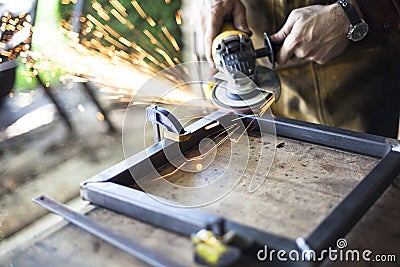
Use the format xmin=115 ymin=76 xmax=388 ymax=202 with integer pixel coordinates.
xmin=252 ymin=115 xmax=391 ymax=158
xmin=81 ymin=182 xmax=223 ymax=236
xmin=71 ymin=1 xmax=111 ymax=138
xmin=25 ymin=0 xmax=75 ymax=132
xmin=306 ymin=148 xmax=400 ymax=253
xmin=0 ymin=60 xmax=17 ymax=72
xmin=81 ymin=182 xmax=299 ymax=257
xmin=33 ymin=195 xmax=186 ymax=267
xmin=72 ymin=0 xmax=85 ymax=33
xmin=37 ymin=76 xmax=74 ymax=131
xmin=29 ymin=0 xmax=39 ymax=26
xmin=225 ymin=220 xmax=299 ymax=254
xmin=81 ymin=82 xmax=116 ymax=133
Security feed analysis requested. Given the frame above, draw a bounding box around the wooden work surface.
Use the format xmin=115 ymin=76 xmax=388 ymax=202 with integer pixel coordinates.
xmin=1 ymin=135 xmax=399 ymax=267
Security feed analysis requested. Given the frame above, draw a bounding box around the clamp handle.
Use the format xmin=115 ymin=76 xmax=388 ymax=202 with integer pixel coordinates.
xmin=146 ymin=105 xmax=191 ymax=143
xmin=146 ymin=105 xmax=185 ymax=135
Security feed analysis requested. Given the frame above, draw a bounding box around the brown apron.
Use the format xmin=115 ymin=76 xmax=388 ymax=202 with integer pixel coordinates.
xmin=244 ymin=0 xmax=400 ymax=138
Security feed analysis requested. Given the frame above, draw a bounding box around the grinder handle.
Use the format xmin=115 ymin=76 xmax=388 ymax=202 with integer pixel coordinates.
xmin=254 ymin=33 xmax=282 ymax=70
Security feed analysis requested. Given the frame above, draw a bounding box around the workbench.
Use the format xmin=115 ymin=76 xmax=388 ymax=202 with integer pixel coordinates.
xmin=1 ymin=128 xmax=399 ymax=266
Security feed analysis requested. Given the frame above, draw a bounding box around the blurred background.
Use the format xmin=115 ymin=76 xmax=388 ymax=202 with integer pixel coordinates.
xmin=0 ymin=0 xmax=190 ymax=242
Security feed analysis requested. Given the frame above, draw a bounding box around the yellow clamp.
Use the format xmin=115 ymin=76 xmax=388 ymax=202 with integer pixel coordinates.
xmin=191 ymin=229 xmax=240 ymax=267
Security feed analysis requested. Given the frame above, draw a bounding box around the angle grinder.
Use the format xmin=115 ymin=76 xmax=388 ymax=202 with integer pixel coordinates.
xmin=211 ymin=23 xmax=281 ymax=113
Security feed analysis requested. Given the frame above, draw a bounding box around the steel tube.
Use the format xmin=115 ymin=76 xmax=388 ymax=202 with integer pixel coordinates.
xmin=306 ymin=149 xmax=400 ymax=253
xmin=252 ymin=115 xmax=391 ymax=158
xmin=33 ymin=195 xmax=186 ymax=267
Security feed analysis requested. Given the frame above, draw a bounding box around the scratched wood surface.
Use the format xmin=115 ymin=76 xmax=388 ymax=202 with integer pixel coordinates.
xmin=2 ymin=135 xmax=400 ymax=267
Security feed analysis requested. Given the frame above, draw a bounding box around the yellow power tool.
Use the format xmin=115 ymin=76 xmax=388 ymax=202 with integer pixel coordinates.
xmin=210 ymin=23 xmax=281 ymax=113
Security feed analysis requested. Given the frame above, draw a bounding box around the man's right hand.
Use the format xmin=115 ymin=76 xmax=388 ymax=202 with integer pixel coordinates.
xmin=270 ymin=4 xmax=349 ymax=65
xmin=191 ymin=0 xmax=251 ymax=62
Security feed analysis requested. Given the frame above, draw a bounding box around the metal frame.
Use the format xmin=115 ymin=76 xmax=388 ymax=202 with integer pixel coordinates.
xmin=80 ymin=111 xmax=400 ymax=266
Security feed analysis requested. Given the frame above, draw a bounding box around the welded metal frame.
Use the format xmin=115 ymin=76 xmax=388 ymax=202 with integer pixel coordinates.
xmin=80 ymin=111 xmax=400 ymax=266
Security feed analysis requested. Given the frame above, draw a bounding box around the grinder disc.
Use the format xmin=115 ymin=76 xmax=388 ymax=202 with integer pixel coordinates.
xmin=212 ymin=82 xmax=272 ymax=112
xmin=212 ymin=66 xmax=280 ymax=112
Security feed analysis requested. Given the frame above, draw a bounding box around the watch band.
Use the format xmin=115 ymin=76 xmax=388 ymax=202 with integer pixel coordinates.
xmin=337 ymin=0 xmax=361 ymax=25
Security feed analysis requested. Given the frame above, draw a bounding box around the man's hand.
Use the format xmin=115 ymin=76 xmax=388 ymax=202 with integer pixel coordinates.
xmin=192 ymin=0 xmax=251 ymax=62
xmin=270 ymin=4 xmax=350 ymax=65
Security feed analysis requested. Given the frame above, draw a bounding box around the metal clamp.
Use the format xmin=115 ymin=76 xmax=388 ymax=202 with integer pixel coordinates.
xmin=192 ymin=229 xmax=241 ymax=267
xmin=146 ymin=105 xmax=191 ymax=143
xmin=392 ymin=144 xmax=400 ymax=153
xmin=295 ymin=237 xmax=314 ymax=261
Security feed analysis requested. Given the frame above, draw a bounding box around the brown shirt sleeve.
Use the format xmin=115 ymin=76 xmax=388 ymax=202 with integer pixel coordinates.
xmin=353 ymin=0 xmax=400 ymax=42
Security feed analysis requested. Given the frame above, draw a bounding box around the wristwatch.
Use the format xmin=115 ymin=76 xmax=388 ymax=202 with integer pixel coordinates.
xmin=337 ymin=0 xmax=369 ymax=42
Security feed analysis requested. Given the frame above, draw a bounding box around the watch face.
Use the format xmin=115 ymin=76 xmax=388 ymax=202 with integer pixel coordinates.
xmin=350 ymin=22 xmax=369 ymax=42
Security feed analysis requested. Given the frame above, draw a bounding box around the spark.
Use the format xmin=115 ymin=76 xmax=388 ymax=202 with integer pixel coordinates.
xmin=259 ymin=95 xmax=275 ymax=116
xmin=62 ymin=0 xmax=181 ymax=73
xmin=143 ymin=29 xmax=157 ymax=44
xmin=161 ymin=26 xmax=180 ymax=51
xmin=86 ymin=14 xmax=106 ymax=31
xmin=77 ymin=104 xmax=86 ymax=113
xmin=131 ymin=0 xmax=146 ymax=19
xmin=196 ymin=164 xmax=203 ymax=171
xmin=146 ymin=17 xmax=156 ymax=27
xmin=110 ymin=9 xmax=128 ymax=25
xmin=96 ymin=112 xmax=105 ymax=121
xmin=104 ymin=25 xmax=121 ymax=38
xmin=130 ymin=1 xmax=157 ymax=27
xmin=155 ymin=47 xmax=175 ymax=66
xmin=118 ymin=37 xmax=132 ymax=47
xmin=109 ymin=0 xmax=128 ymax=17
xmin=173 ymin=57 xmax=181 ymax=64
xmin=15 ymin=0 xmax=186 ymax=110
xmin=103 ymin=34 xmax=126 ymax=50
xmin=0 ymin=12 xmax=32 ymax=61
xmin=175 ymin=9 xmax=182 ymax=25
xmin=92 ymin=1 xmax=110 ymax=21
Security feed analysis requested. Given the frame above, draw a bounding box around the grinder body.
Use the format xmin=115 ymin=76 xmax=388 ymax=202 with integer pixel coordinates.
xmin=210 ymin=23 xmax=281 ymax=112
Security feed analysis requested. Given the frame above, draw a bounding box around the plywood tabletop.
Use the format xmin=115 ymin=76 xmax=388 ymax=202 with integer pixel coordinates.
xmin=2 ymin=134 xmax=399 ymax=267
